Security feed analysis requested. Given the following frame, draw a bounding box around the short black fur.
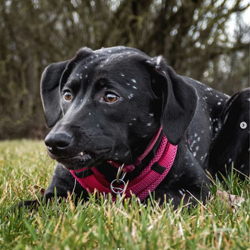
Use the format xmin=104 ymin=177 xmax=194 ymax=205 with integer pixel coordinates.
xmin=19 ymin=46 xmax=249 ymax=209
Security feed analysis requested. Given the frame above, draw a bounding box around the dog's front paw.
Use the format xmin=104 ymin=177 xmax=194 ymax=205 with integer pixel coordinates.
xmin=17 ymin=199 xmax=41 ymax=210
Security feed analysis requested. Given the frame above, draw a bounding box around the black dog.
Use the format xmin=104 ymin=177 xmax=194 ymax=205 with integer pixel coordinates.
xmin=24 ymin=46 xmax=250 ymax=208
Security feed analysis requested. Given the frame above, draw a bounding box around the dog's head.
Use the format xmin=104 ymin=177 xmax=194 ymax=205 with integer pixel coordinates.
xmin=41 ymin=46 xmax=197 ymax=170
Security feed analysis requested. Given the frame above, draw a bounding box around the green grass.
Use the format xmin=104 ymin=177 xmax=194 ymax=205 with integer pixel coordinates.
xmin=0 ymin=140 xmax=249 ymax=250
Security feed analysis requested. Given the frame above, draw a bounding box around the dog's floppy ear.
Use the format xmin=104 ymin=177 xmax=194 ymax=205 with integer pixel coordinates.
xmin=147 ymin=56 xmax=198 ymax=145
xmin=40 ymin=61 xmax=69 ymax=127
xmin=41 ymin=47 xmax=94 ymax=127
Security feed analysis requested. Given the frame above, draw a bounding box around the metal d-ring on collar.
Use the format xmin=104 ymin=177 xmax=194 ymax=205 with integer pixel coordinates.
xmin=110 ymin=163 xmax=127 ymax=197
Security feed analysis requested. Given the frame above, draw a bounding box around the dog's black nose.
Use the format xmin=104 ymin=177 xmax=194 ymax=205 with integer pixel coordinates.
xmin=45 ymin=132 xmax=72 ymax=153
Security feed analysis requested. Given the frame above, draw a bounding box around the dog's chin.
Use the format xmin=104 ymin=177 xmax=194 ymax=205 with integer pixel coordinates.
xmin=47 ymin=149 xmax=111 ymax=171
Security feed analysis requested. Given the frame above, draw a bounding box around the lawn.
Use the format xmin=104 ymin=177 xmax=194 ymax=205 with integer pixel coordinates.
xmin=0 ymin=140 xmax=249 ymax=250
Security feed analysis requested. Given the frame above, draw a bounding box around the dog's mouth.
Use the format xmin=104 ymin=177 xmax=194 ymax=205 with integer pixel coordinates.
xmin=47 ymin=149 xmax=111 ymax=170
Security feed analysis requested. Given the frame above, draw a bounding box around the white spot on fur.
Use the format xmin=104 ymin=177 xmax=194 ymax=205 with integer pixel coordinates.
xmin=156 ymin=55 xmax=163 ymax=66
xmin=131 ymin=79 xmax=137 ymax=83
xmin=179 ymin=190 xmax=184 ymax=196
xmin=132 ymin=86 xmax=137 ymax=89
xmin=128 ymin=93 xmax=134 ymax=99
xmin=121 ymin=73 xmax=125 ymax=77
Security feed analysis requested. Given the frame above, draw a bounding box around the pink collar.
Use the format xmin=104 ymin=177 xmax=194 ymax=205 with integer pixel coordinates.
xmin=70 ymin=128 xmax=178 ymax=201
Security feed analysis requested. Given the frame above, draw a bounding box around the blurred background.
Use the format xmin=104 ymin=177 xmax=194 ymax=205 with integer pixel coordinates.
xmin=0 ymin=0 xmax=249 ymax=139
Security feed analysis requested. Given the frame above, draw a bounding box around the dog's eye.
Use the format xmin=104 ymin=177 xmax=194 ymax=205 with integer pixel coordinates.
xmin=63 ymin=91 xmax=72 ymax=102
xmin=104 ymin=93 xmax=119 ymax=103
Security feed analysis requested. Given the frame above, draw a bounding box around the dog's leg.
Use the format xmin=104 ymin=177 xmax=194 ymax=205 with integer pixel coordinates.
xmin=15 ymin=164 xmax=88 ymax=211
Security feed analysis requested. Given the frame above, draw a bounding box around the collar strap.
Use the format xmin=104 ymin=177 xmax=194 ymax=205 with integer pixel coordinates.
xmin=70 ymin=128 xmax=178 ymax=201
xmin=107 ymin=127 xmax=163 ymax=173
